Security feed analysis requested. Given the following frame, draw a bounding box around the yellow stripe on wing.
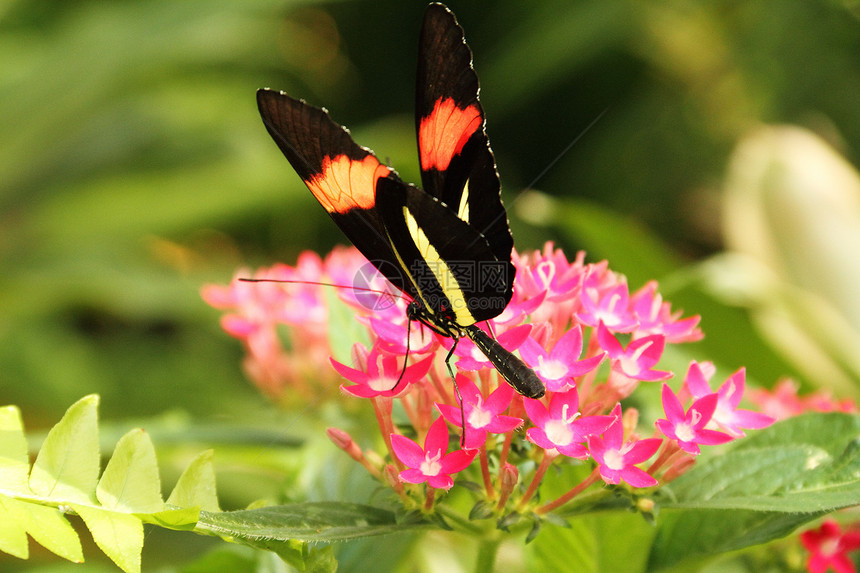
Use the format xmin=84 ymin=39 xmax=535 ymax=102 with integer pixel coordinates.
xmin=456 ymin=180 xmax=470 ymax=223
xmin=398 ymin=206 xmax=475 ymax=327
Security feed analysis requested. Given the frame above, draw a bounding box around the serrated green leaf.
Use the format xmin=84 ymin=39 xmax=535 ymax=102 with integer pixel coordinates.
xmin=73 ymin=504 xmax=142 ymax=573
xmin=97 ymin=429 xmax=162 ymax=513
xmin=196 ymin=502 xmax=429 ymax=544
xmin=0 ymin=406 xmax=29 ymax=492
xmin=12 ymin=497 xmax=83 ymax=562
xmin=166 ymin=449 xmax=219 ymax=512
xmin=29 ymin=395 xmax=100 ymax=504
xmin=0 ymin=495 xmax=29 ymax=559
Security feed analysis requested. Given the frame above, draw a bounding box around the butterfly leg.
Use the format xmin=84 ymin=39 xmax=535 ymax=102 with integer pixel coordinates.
xmin=391 ymin=318 xmax=415 ymax=392
xmin=443 ymin=336 xmax=468 ymax=446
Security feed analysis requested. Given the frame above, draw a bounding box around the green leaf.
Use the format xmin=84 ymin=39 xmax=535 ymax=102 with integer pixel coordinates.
xmin=294 ymin=543 xmax=337 ymax=573
xmin=0 ymin=395 xmax=218 ymax=569
xmin=0 ymin=406 xmax=29 ymax=492
xmin=0 ymin=496 xmax=29 ymax=559
xmin=29 ymin=395 xmax=100 ymax=505
xmin=166 ymin=449 xmax=220 ymax=512
xmin=663 ymin=413 xmax=860 ymax=511
xmin=8 ymin=496 xmax=83 ymax=563
xmin=528 ymin=516 xmax=596 ymax=572
xmin=97 ymin=428 xmax=163 ymax=513
xmin=245 ymin=538 xmax=337 ymax=573
xmin=649 ymin=413 xmax=860 ymax=570
xmin=138 ymin=506 xmax=200 ymax=529
xmin=196 ymin=502 xmax=429 ymax=544
xmin=73 ymin=504 xmax=142 ymax=573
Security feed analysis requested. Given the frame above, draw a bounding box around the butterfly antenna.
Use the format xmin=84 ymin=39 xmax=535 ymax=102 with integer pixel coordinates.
xmin=238 ymin=278 xmax=408 ymax=306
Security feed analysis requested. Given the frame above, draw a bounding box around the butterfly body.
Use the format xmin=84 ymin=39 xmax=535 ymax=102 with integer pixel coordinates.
xmin=257 ymin=3 xmax=545 ymax=399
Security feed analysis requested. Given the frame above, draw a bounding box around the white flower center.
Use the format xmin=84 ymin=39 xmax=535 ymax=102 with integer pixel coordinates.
xmin=545 ymin=419 xmax=573 ymax=446
xmin=603 ymin=449 xmax=624 ymax=470
xmin=674 ymin=422 xmax=695 ymax=442
xmin=619 ymin=339 xmax=653 ymax=374
xmin=537 ymin=356 xmax=568 ymax=380
xmin=370 ymin=376 xmax=395 ymax=392
xmin=419 ymin=449 xmax=443 ymax=477
xmin=467 ymin=396 xmax=491 ymax=429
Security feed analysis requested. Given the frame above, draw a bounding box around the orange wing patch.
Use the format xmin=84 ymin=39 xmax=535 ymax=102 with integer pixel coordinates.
xmin=419 ymin=98 xmax=481 ymax=171
xmin=307 ymin=155 xmax=391 ymax=213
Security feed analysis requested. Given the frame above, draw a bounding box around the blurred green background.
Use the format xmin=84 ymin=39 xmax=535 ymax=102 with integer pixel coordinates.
xmin=2 ymin=0 xmax=860 ymax=568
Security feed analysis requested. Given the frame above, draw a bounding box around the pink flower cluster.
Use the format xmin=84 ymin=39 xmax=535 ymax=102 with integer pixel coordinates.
xmin=203 ymin=243 xmax=775 ymax=512
xmin=748 ymin=379 xmax=857 ymax=421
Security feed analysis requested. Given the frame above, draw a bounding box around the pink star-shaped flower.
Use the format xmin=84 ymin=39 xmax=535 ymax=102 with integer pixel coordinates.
xmin=655 ymin=384 xmax=734 ymax=455
xmin=519 ymin=325 xmax=606 ymax=392
xmin=630 ymin=281 xmax=703 ymax=343
xmin=512 ymin=243 xmax=585 ymax=302
xmin=683 ymin=362 xmax=774 ymax=437
xmin=391 ymin=417 xmax=477 ymax=490
xmin=524 ymin=388 xmax=615 ymax=459
xmin=492 ymin=291 xmax=546 ymax=328
xmin=332 ymin=343 xmax=433 ymax=398
xmin=587 ymin=405 xmax=662 ymax=487
xmin=596 ymin=322 xmax=672 ymax=382
xmin=436 ymin=377 xmax=522 ymax=450
xmin=577 ymin=274 xmax=638 ymax=332
xmin=801 ymin=520 xmax=860 ymax=573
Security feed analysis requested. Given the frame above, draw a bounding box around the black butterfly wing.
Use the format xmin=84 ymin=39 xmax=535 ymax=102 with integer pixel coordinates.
xmin=256 ymin=89 xmax=417 ymax=299
xmin=376 ymin=176 xmax=514 ymax=326
xmin=415 ymin=4 xmax=513 ymax=267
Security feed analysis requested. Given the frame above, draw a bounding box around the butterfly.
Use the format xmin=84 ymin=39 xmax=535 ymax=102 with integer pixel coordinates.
xmin=256 ymin=3 xmax=545 ymax=399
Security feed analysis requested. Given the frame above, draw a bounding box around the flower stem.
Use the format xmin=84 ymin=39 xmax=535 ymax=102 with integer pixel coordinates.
xmin=373 ymin=397 xmax=400 ymax=469
xmin=516 ymin=449 xmax=556 ymax=510
xmin=646 ymin=439 xmax=677 ymax=475
xmin=535 ymin=467 xmax=600 ymax=514
xmin=423 ymin=486 xmax=435 ymax=511
xmin=479 ymin=444 xmax=495 ymax=499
